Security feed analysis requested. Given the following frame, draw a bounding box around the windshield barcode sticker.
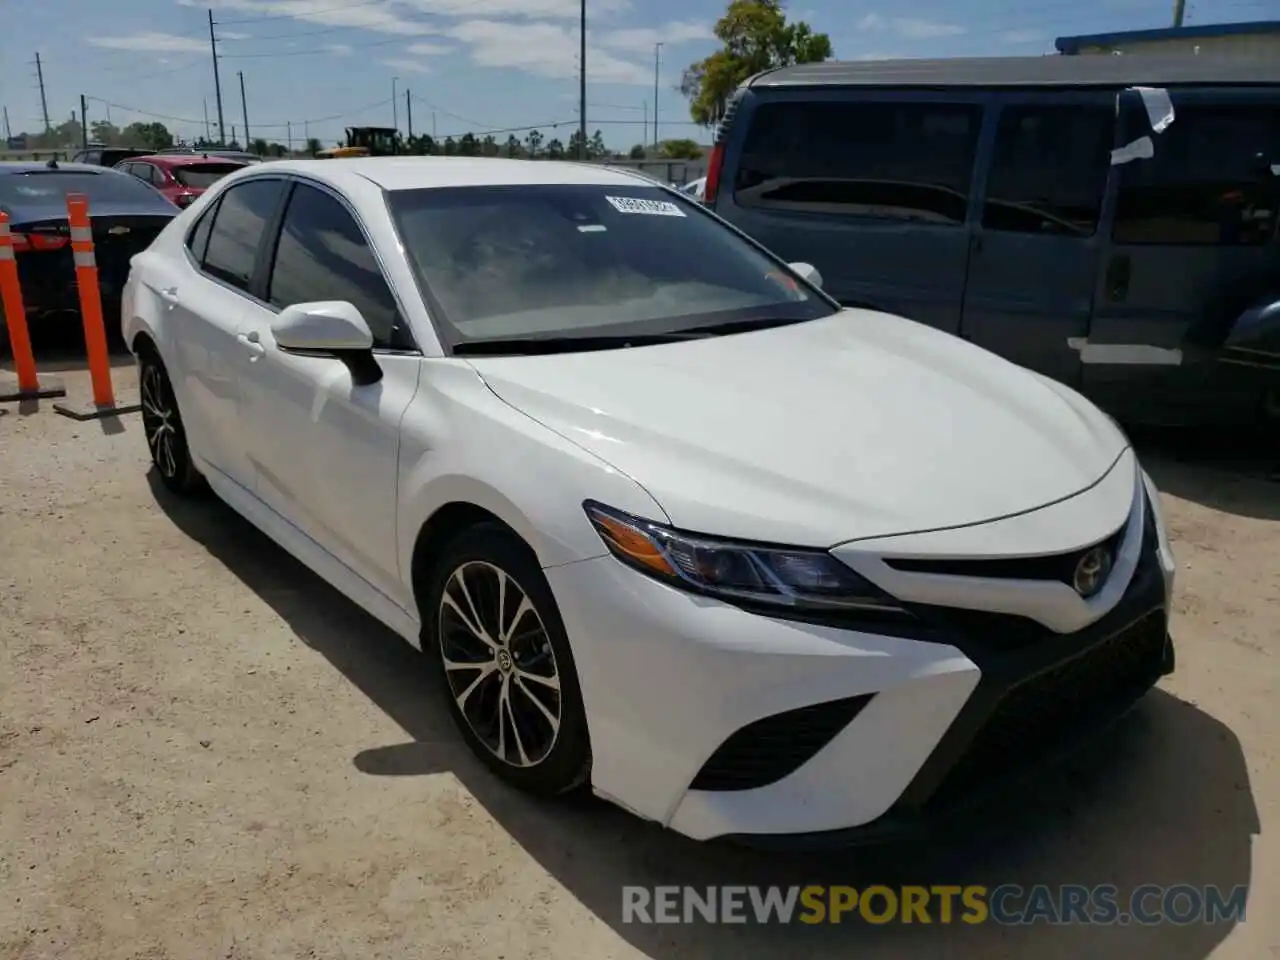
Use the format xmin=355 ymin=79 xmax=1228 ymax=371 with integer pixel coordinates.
xmin=604 ymin=196 xmax=686 ymax=217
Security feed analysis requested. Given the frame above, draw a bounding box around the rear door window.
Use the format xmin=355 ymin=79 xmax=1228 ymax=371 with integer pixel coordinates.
xmin=733 ymin=99 xmax=982 ymax=225
xmin=200 ymin=178 xmax=285 ymax=292
xmin=982 ymin=104 xmax=1114 ymax=237
xmin=173 ymin=163 xmax=243 ymax=189
xmin=1113 ymin=103 xmax=1280 ymax=246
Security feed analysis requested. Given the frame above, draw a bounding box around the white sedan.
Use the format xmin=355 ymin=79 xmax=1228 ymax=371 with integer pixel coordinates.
xmin=122 ymin=157 xmax=1177 ymax=845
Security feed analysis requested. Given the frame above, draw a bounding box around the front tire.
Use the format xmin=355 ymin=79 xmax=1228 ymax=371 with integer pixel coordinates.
xmin=423 ymin=525 xmax=591 ymax=797
xmin=138 ymin=350 xmax=203 ymax=495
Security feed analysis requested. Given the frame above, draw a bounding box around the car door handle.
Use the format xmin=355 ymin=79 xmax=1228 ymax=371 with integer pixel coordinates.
xmin=236 ymin=332 xmax=265 ymax=357
xmin=159 ymin=286 xmax=180 ymax=305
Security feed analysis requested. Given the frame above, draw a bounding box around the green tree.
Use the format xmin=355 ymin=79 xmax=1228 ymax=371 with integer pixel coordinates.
xmin=458 ymin=132 xmax=480 ymax=156
xmin=442 ymin=136 xmax=457 ymax=156
xmin=659 ymin=137 xmax=704 ymax=160
xmin=251 ymin=138 xmax=268 ymax=156
xmin=545 ymin=138 xmax=565 ymax=159
xmin=305 ymin=137 xmax=322 ymax=156
xmin=121 ymin=121 xmax=174 ymax=150
xmin=628 ymin=143 xmax=646 ymax=159
xmin=524 ymin=129 xmax=543 ymax=157
xmin=589 ymin=130 xmax=607 ymax=158
xmin=481 ymin=134 xmax=499 ymax=157
xmin=681 ymin=0 xmax=831 ymax=126
xmin=505 ymin=134 xmax=523 ymax=158
xmin=89 ymin=120 xmax=121 ymax=146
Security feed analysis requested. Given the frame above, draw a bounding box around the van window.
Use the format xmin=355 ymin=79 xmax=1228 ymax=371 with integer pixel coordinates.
xmin=982 ymin=104 xmax=1113 ymax=237
xmin=1113 ymin=104 xmax=1280 ymax=246
xmin=733 ymin=100 xmax=982 ymax=225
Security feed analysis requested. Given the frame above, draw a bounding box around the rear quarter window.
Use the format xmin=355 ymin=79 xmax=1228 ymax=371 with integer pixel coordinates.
xmin=732 ymin=98 xmax=982 ymax=225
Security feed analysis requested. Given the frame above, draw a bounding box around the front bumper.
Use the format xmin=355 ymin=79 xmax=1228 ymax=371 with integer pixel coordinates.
xmin=545 ymin=462 xmax=1175 ymax=843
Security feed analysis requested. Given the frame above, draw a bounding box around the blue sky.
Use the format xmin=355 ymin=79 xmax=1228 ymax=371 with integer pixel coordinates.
xmin=1 ymin=0 xmax=1276 ymax=149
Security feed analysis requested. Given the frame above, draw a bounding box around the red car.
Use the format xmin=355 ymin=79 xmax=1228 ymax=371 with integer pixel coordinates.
xmin=113 ymin=153 xmax=248 ymax=209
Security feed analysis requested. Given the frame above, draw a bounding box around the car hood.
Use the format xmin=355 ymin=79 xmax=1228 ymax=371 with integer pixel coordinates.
xmin=468 ymin=309 xmax=1130 ymax=546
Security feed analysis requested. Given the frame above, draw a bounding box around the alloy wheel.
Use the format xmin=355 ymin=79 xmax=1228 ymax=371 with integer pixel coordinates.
xmin=437 ymin=560 xmax=562 ymax=767
xmin=140 ymin=363 xmax=178 ymax=479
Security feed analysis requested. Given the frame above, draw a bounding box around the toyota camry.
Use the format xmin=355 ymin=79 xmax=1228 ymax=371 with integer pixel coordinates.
xmin=121 ymin=157 xmax=1177 ymax=845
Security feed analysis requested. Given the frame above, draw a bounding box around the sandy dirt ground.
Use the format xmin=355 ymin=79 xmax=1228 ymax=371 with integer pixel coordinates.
xmin=1 ymin=363 xmax=1276 ymax=960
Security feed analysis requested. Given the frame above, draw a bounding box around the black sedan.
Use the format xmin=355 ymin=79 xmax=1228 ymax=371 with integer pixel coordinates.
xmin=0 ymin=161 xmax=177 ymax=355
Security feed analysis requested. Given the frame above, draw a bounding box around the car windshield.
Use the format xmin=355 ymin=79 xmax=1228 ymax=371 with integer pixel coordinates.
xmin=388 ymin=183 xmax=835 ymax=350
xmin=173 ymin=162 xmax=243 ymax=188
xmin=0 ymin=171 xmax=167 ymax=207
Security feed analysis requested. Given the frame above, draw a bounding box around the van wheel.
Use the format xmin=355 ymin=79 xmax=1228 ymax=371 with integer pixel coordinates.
xmin=422 ymin=524 xmax=591 ymax=797
xmin=138 ymin=351 xmax=203 ymax=495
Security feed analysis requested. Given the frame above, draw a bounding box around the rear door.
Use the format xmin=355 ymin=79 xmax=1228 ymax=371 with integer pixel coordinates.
xmin=960 ymin=94 xmax=1116 ymax=386
xmin=1085 ymin=88 xmax=1280 ymax=389
xmin=716 ymin=90 xmax=984 ymax=335
xmin=168 ymin=176 xmax=288 ymax=490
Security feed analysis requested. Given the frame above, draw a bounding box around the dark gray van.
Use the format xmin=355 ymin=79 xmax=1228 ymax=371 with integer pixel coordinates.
xmin=707 ymin=56 xmax=1280 ymax=428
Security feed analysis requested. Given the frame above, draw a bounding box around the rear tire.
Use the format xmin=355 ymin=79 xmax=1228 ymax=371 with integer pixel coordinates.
xmin=138 ymin=349 xmax=203 ymax=496
xmin=422 ymin=524 xmax=591 ymax=797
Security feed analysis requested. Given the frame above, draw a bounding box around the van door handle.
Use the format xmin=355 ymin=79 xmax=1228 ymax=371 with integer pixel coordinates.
xmin=1105 ymin=255 xmax=1131 ymax=302
xmin=159 ymin=286 xmax=180 ymax=306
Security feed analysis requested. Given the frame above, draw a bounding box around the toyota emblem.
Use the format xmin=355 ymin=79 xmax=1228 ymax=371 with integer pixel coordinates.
xmin=1073 ymin=546 xmax=1112 ymax=598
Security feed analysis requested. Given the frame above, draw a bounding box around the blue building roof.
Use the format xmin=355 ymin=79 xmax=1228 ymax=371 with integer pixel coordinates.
xmin=1056 ymin=20 xmax=1280 ymax=54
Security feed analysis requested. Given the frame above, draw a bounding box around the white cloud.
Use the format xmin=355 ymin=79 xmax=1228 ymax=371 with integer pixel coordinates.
xmin=856 ymin=13 xmax=965 ymax=40
xmin=596 ymin=21 xmax=710 ymax=56
xmin=382 ymin=57 xmax=434 ymax=74
xmin=220 ymin=30 xmax=253 ymax=40
xmin=1000 ymin=29 xmax=1045 ymax=44
xmin=182 ymin=0 xmax=628 ymax=30
xmin=326 ymin=42 xmax=353 ymax=54
xmin=87 ymin=31 xmax=208 ymax=53
xmin=889 ymin=18 xmax=965 ymax=39
xmin=407 ymin=41 xmax=455 ymax=54
xmin=447 ymin=20 xmax=651 ymax=84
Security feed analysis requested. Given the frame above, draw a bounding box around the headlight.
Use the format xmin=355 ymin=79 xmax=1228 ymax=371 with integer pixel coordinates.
xmin=584 ymin=501 xmax=906 ymax=615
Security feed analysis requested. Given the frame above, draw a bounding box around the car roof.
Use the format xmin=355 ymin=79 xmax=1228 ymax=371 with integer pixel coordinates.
xmin=132 ymin=154 xmax=248 ymax=167
xmin=248 ymin=156 xmax=663 ymax=192
xmin=0 ymin=161 xmax=112 ymax=174
xmin=752 ymin=54 xmax=1280 ymax=89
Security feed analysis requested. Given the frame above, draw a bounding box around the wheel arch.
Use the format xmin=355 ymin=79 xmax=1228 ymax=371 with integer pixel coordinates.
xmin=409 ymin=500 xmax=530 ymax=617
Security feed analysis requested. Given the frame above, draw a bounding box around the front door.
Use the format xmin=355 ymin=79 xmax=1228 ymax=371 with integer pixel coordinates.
xmin=719 ymin=92 xmax=985 ymax=334
xmin=960 ymin=96 xmax=1115 ymax=387
xmin=238 ymin=180 xmax=421 ymax=608
xmin=1084 ymin=88 xmax=1280 ymax=410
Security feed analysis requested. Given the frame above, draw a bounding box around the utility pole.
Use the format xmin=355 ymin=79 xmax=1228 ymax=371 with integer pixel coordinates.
xmin=238 ymin=70 xmax=250 ymax=146
xmin=79 ymin=95 xmax=88 ymax=149
xmin=406 ymin=89 xmax=413 ymax=138
xmin=203 ymin=99 xmax=211 ymax=142
xmin=392 ymin=77 xmax=399 ymax=131
xmin=231 ymin=124 xmax=237 ymax=147
xmin=3 ymin=106 xmax=12 ymax=141
xmin=287 ymin=120 xmax=293 ymax=154
xmin=34 ymin=53 xmax=51 ymax=134
xmin=578 ymin=0 xmax=587 ymax=159
xmin=432 ymin=112 xmax=437 ymax=139
xmin=1172 ymin=0 xmax=1186 ymax=27
xmin=642 ymin=100 xmax=647 ymax=152
xmin=208 ymin=9 xmax=227 ymax=146
xmin=653 ymin=42 xmax=663 ymax=151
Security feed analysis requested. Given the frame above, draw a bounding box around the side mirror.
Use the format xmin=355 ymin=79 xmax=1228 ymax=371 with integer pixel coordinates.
xmin=789 ymin=262 xmax=823 ymax=290
xmin=270 ymin=300 xmax=382 ymax=385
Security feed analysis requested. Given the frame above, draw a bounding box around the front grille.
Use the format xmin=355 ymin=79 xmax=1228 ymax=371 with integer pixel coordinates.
xmin=690 ymin=694 xmax=875 ymax=792
xmin=924 ymin=608 xmax=1168 ymax=810
xmin=885 ymin=523 xmax=1127 ymax=585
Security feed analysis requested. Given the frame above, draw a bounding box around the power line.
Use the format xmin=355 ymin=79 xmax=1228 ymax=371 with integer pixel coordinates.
xmin=219 ymin=35 xmax=403 ymax=59
xmin=214 ymin=0 xmax=393 ymax=26
xmin=82 ymin=95 xmax=396 ymax=134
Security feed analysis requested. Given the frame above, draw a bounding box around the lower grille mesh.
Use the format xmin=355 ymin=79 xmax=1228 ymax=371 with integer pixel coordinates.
xmin=925 ymin=609 xmax=1167 ymax=809
xmin=691 ymin=694 xmax=875 ymax=792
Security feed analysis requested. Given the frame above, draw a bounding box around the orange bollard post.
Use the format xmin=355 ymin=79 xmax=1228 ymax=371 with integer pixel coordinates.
xmin=0 ymin=211 xmax=66 ymax=402
xmin=52 ymin=193 xmax=140 ymax=420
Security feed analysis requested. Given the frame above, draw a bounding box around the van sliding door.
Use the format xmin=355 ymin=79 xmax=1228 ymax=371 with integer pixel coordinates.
xmin=960 ymin=94 xmax=1115 ymax=388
